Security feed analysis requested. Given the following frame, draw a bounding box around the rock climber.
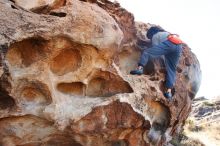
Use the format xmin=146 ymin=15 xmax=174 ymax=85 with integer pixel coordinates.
xmin=130 ymin=26 xmax=183 ymax=100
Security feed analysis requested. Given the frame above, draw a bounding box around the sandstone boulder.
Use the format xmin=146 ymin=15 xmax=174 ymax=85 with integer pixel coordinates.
xmin=0 ymin=0 xmax=201 ymax=145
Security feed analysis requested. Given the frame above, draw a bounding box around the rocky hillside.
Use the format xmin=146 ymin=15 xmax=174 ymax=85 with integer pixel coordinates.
xmin=0 ymin=0 xmax=201 ymax=146
xmin=180 ymin=97 xmax=220 ymax=146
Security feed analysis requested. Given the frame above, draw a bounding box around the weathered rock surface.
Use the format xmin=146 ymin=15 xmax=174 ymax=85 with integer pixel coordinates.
xmin=0 ymin=0 xmax=201 ymax=145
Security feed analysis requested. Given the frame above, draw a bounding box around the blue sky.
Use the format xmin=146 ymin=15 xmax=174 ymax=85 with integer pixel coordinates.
xmin=117 ymin=0 xmax=220 ymax=98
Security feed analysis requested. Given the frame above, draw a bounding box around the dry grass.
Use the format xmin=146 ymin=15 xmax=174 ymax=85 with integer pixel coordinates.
xmin=180 ymin=138 xmax=205 ymax=146
xmin=202 ymin=101 xmax=215 ymax=106
xmin=183 ymin=118 xmax=220 ymax=146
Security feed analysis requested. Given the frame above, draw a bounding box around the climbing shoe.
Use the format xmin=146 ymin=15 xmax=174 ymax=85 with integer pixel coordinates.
xmin=130 ymin=68 xmax=143 ymax=75
xmin=164 ymin=92 xmax=172 ymax=101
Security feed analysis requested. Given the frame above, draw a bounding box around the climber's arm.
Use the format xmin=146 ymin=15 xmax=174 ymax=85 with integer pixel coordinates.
xmin=136 ymin=39 xmax=152 ymax=50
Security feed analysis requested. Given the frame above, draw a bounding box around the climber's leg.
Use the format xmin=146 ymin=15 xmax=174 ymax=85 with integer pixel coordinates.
xmin=164 ymin=44 xmax=182 ymax=98
xmin=130 ymin=42 xmax=169 ymax=75
xmin=138 ymin=44 xmax=169 ymax=67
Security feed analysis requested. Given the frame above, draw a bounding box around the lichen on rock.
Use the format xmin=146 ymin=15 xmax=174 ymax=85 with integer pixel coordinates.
xmin=0 ymin=0 xmax=201 ymax=146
